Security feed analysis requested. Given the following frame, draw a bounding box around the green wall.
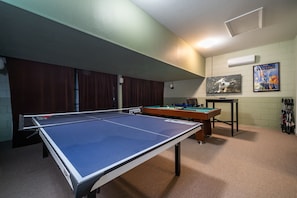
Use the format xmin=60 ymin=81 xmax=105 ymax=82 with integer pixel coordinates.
xmin=163 ymin=97 xmax=289 ymax=130
xmin=164 ymin=40 xmax=297 ymax=130
xmin=3 ymin=0 xmax=204 ymax=76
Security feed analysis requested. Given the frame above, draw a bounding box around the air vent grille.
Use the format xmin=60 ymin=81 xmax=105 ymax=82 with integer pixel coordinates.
xmin=225 ymin=7 xmax=263 ymax=37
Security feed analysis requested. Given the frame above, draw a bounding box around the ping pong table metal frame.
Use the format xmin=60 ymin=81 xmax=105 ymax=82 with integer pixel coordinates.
xmin=26 ymin=108 xmax=202 ymax=198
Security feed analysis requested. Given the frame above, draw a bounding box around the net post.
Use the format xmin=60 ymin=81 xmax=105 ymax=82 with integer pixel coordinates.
xmin=18 ymin=114 xmax=24 ymax=131
xmin=128 ymin=107 xmax=142 ymax=114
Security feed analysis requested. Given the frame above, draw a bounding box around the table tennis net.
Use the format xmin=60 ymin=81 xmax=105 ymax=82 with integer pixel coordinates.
xmin=19 ymin=107 xmax=142 ymax=130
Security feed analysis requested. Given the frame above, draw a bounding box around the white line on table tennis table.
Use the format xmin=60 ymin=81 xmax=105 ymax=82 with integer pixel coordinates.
xmin=21 ymin=107 xmax=142 ymax=130
xmin=22 ymin=106 xmax=142 ymax=118
xmin=26 ymin=117 xmax=100 ymax=130
xmin=19 ymin=107 xmax=143 ymax=130
xmin=87 ymin=115 xmax=170 ymax=138
xmin=27 ymin=113 xmax=169 ymax=139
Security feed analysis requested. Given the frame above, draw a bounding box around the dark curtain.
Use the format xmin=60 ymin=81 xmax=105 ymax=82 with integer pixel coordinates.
xmin=7 ymin=58 xmax=75 ymax=147
xmin=78 ymin=70 xmax=117 ymax=111
xmin=122 ymin=76 xmax=164 ymax=107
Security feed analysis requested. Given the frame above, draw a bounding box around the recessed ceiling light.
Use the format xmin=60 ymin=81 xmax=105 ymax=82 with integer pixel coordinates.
xmin=196 ymin=38 xmax=222 ymax=49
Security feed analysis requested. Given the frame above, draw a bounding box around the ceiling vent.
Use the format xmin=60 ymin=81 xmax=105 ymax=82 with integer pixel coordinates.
xmin=225 ymin=7 xmax=263 ymax=37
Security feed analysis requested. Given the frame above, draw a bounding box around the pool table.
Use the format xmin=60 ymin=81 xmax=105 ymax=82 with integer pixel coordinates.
xmin=142 ymin=106 xmax=221 ymax=143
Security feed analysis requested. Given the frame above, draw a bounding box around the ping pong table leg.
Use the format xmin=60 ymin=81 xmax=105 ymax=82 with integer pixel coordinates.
xmin=175 ymin=143 xmax=180 ymax=176
xmin=86 ymin=190 xmax=97 ymax=198
xmin=42 ymin=142 xmax=49 ymax=158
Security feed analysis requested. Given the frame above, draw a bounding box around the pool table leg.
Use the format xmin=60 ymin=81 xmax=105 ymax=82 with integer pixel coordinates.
xmin=195 ymin=119 xmax=212 ymax=144
xmin=195 ymin=129 xmax=205 ymax=144
xmin=203 ymin=120 xmax=212 ymax=136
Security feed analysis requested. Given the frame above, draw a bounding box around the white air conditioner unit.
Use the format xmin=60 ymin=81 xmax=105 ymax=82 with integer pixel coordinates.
xmin=228 ymin=55 xmax=256 ymax=67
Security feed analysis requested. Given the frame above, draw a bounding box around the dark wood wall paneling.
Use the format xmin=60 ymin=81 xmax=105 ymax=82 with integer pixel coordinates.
xmin=7 ymin=58 xmax=164 ymax=147
xmin=78 ymin=69 xmax=118 ymax=111
xmin=122 ymin=76 xmax=164 ymax=107
xmin=7 ymin=58 xmax=75 ymax=147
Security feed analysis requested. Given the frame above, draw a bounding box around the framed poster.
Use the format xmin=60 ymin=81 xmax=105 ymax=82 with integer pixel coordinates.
xmin=206 ymin=74 xmax=241 ymax=94
xmin=253 ymin=62 xmax=280 ymax=92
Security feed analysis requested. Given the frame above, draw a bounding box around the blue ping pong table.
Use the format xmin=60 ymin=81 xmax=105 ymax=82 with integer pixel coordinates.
xmin=21 ymin=108 xmax=202 ymax=198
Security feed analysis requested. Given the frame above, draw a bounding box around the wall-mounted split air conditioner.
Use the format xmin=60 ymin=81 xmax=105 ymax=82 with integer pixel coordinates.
xmin=227 ymin=55 xmax=256 ymax=67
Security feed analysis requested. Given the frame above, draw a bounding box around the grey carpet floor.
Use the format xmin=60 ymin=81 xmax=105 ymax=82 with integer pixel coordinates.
xmin=1 ymin=123 xmax=297 ymax=198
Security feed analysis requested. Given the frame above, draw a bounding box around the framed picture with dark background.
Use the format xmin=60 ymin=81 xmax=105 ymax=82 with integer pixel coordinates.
xmin=206 ymin=74 xmax=242 ymax=94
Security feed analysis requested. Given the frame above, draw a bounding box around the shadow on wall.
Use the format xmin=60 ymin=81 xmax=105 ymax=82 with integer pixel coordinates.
xmin=163 ymin=97 xmax=189 ymax=106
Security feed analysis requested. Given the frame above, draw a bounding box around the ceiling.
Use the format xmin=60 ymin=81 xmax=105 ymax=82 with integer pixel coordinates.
xmin=0 ymin=1 xmax=297 ymax=82
xmin=131 ymin=0 xmax=297 ymax=57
